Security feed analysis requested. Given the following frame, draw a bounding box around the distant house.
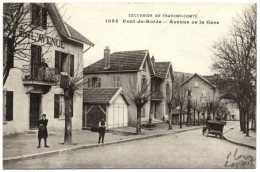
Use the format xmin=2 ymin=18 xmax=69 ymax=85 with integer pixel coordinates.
xmin=83 ymin=87 xmax=129 ymax=129
xmin=179 ymin=73 xmax=219 ymax=122
xmin=84 ymin=47 xmax=155 ymax=127
xmin=150 ymin=56 xmax=174 ymax=121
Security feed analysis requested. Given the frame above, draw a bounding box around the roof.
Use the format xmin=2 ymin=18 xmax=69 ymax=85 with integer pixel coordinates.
xmin=46 ymin=3 xmax=94 ymax=46
xmin=83 ymin=88 xmax=128 ymax=105
xmin=84 ymin=50 xmax=153 ymax=74
xmin=154 ymin=62 xmax=171 ymax=78
xmin=65 ymin=23 xmax=94 ymax=46
xmin=180 ymin=73 xmax=216 ymax=88
xmin=173 ymin=71 xmax=193 ymax=84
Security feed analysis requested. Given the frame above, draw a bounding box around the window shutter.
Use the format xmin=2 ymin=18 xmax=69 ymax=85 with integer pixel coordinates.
xmin=31 ymin=4 xmax=37 ymax=25
xmin=70 ymin=55 xmax=74 ymax=77
xmin=6 ymin=91 xmax=13 ymax=121
xmin=55 ymin=51 xmax=61 ymax=74
xmin=54 ymin=94 xmax=60 ymax=118
xmin=41 ymin=7 xmax=47 ymax=29
xmin=87 ymin=78 xmax=91 ymax=88
xmin=7 ymin=38 xmax=14 ymax=68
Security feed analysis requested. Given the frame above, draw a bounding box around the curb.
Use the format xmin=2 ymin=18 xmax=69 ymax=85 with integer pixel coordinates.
xmin=223 ymin=125 xmax=256 ymax=150
xmin=3 ymin=126 xmax=202 ymax=164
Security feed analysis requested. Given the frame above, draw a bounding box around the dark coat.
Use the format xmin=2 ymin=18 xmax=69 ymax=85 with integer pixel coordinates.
xmin=38 ymin=119 xmax=48 ymax=138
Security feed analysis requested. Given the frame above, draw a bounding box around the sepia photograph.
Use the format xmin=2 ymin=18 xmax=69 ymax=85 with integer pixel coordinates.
xmin=1 ymin=0 xmax=257 ymax=169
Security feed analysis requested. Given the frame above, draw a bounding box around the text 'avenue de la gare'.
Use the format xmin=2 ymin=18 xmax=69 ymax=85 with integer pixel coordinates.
xmin=105 ymin=19 xmax=220 ymax=24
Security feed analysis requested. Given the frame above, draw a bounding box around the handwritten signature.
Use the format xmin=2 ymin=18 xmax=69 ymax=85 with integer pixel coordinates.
xmin=224 ymin=149 xmax=255 ymax=168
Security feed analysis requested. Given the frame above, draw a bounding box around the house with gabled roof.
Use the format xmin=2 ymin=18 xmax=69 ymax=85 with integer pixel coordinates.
xmin=3 ymin=3 xmax=93 ymax=134
xmin=179 ymin=73 xmax=219 ymax=122
xmin=83 ymin=47 xmax=155 ymax=127
xmin=150 ymin=57 xmax=174 ymax=121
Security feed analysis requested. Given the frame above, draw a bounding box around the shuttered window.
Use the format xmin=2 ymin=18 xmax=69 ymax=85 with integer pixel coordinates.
xmin=97 ymin=78 xmax=101 ymax=88
xmin=55 ymin=51 xmax=74 ymax=77
xmin=31 ymin=4 xmax=47 ymax=29
xmin=3 ymin=37 xmax=14 ymax=68
xmin=87 ymin=78 xmax=91 ymax=88
xmin=41 ymin=7 xmax=47 ymax=29
xmin=141 ymin=76 xmax=147 ymax=91
xmin=6 ymin=91 xmax=13 ymax=121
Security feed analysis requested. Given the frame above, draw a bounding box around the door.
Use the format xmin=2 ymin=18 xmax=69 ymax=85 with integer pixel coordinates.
xmin=30 ymin=93 xmax=41 ymax=129
xmin=154 ymin=102 xmax=157 ymax=118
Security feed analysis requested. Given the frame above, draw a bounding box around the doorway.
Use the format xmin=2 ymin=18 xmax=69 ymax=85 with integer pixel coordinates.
xmin=30 ymin=93 xmax=41 ymax=129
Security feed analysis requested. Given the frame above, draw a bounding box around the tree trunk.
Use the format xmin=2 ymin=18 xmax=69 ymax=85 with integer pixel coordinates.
xmin=187 ymin=100 xmax=190 ymax=127
xmin=136 ymin=107 xmax=142 ymax=135
xmin=64 ymin=96 xmax=73 ymax=144
xmin=168 ymin=114 xmax=172 ymax=130
xmin=243 ymin=113 xmax=246 ymax=133
xmin=197 ymin=111 xmax=200 ymax=126
xmin=180 ymin=103 xmax=183 ymax=128
xmin=213 ymin=111 xmax=215 ymax=120
xmin=193 ymin=107 xmax=196 ymax=126
xmin=246 ymin=109 xmax=249 ymax=136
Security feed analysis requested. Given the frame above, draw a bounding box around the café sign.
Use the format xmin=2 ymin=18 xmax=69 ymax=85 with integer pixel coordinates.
xmin=18 ymin=27 xmax=65 ymax=49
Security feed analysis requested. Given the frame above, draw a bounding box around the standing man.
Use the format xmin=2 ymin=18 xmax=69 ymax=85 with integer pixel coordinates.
xmin=37 ymin=114 xmax=49 ymax=148
xmin=98 ymin=118 xmax=106 ymax=144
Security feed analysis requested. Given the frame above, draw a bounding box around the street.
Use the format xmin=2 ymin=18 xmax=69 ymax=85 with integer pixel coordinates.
xmin=3 ymin=129 xmax=256 ymax=169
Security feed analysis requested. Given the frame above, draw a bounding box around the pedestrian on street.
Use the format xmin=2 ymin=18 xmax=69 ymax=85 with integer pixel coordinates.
xmin=37 ymin=114 xmax=49 ymax=148
xmin=98 ymin=118 xmax=106 ymax=144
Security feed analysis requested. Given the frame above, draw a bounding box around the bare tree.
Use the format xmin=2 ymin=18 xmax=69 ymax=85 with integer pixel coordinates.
xmin=60 ymin=54 xmax=86 ymax=144
xmin=212 ymin=4 xmax=256 ymax=136
xmin=179 ymin=83 xmax=192 ymax=127
xmin=126 ymin=80 xmax=151 ymax=135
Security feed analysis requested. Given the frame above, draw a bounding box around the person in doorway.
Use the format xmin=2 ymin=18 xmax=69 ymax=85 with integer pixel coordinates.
xmin=40 ymin=58 xmax=48 ymax=67
xmin=98 ymin=118 xmax=106 ymax=144
xmin=37 ymin=114 xmax=49 ymax=148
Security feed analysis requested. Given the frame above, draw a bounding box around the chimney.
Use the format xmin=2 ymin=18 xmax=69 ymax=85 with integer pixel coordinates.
xmin=104 ymin=46 xmax=110 ymax=69
xmin=151 ymin=56 xmax=155 ymax=67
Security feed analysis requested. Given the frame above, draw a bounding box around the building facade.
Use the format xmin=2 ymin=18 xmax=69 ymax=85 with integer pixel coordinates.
xmin=3 ymin=3 xmax=93 ymax=134
xmin=84 ymin=48 xmax=154 ymax=126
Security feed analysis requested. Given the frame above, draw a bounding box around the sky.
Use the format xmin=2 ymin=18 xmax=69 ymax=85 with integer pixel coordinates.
xmin=57 ymin=2 xmax=252 ymax=75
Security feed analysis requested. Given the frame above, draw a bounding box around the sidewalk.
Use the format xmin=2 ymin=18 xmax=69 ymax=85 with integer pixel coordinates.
xmin=3 ymin=122 xmax=202 ymax=163
xmin=223 ymin=121 xmax=256 ymax=149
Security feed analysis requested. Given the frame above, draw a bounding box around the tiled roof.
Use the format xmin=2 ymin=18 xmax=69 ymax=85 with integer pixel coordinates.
xmin=180 ymin=73 xmax=216 ymax=88
xmin=83 ymin=88 xmax=120 ymax=105
xmin=65 ymin=23 xmax=94 ymax=46
xmin=84 ymin=50 xmax=148 ymax=74
xmin=154 ymin=62 xmax=171 ymax=78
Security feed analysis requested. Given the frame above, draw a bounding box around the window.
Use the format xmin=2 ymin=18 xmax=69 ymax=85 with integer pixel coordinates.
xmin=194 ymin=81 xmax=199 ymax=88
xmin=55 ymin=51 xmax=74 ymax=77
xmin=113 ymin=76 xmax=121 ymax=87
xmin=141 ymin=75 xmax=147 ymax=91
xmin=143 ymin=61 xmax=146 ymax=71
xmin=31 ymin=4 xmax=47 ymax=29
xmin=5 ymin=91 xmax=13 ymax=121
xmin=202 ymin=90 xmax=206 ymax=97
xmin=92 ymin=77 xmax=97 ymax=88
xmin=166 ymin=83 xmax=170 ymax=96
xmin=142 ymin=106 xmax=146 ymax=117
xmin=54 ymin=94 xmax=65 ymax=118
xmin=87 ymin=78 xmax=91 ymax=88
xmin=152 ymin=81 xmax=156 ymax=92
xmin=3 ymin=37 xmax=14 ymax=68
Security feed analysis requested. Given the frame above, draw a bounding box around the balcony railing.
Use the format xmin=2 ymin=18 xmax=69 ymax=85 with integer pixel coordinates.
xmin=22 ymin=64 xmax=60 ymax=84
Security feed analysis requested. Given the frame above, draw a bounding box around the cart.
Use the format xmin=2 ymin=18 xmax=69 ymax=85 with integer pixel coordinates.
xmin=202 ymin=120 xmax=225 ymax=139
